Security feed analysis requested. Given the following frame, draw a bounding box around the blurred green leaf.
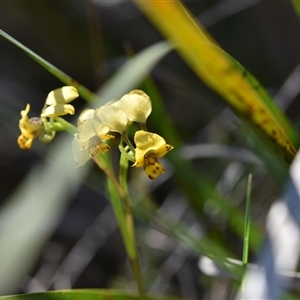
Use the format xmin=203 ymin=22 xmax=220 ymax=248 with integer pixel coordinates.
xmin=97 ymin=41 xmax=173 ymax=101
xmin=0 ymin=289 xmax=181 ymax=300
xmin=0 ymin=135 xmax=87 ymax=295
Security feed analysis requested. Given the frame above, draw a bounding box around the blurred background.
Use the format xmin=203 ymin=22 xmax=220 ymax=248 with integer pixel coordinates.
xmin=1 ymin=1 xmax=300 ymax=299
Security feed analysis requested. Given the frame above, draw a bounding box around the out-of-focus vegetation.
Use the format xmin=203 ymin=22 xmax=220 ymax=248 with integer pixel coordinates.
xmin=1 ymin=1 xmax=300 ymax=299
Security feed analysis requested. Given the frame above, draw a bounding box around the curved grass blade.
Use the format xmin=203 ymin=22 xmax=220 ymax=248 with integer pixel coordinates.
xmin=133 ymin=0 xmax=299 ymax=164
xmin=0 ymin=29 xmax=172 ymax=108
xmin=0 ymin=29 xmax=96 ymax=102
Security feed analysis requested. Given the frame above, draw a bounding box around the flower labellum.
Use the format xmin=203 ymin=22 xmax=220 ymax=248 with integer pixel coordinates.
xmin=132 ymin=130 xmax=173 ymax=179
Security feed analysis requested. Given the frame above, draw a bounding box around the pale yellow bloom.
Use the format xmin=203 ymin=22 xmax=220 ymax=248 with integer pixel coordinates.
xmin=96 ymin=105 xmax=128 ymax=133
xmin=77 ymin=108 xmax=95 ymax=130
xmin=114 ymin=90 xmax=152 ymax=124
xmin=41 ymin=86 xmax=79 ymax=117
xmin=45 ymin=86 xmax=79 ymax=105
xmin=132 ymin=130 xmax=173 ymax=179
xmin=17 ymin=104 xmax=42 ymax=150
xmin=41 ymin=104 xmax=75 ymax=117
xmin=72 ymin=119 xmax=114 ymax=166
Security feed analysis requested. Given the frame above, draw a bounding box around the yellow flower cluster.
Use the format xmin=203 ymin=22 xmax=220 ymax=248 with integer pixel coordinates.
xmin=17 ymin=87 xmax=173 ymax=179
xmin=73 ymin=89 xmax=174 ymax=179
xmin=17 ymin=86 xmax=79 ymax=149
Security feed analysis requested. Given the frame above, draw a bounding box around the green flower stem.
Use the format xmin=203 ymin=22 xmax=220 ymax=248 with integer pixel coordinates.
xmin=119 ymin=153 xmax=146 ymax=299
xmin=93 ymin=153 xmax=146 ymax=299
xmin=121 ymin=132 xmax=136 ymax=154
xmin=118 ymin=144 xmax=135 ymax=163
xmin=49 ymin=117 xmax=78 ymax=134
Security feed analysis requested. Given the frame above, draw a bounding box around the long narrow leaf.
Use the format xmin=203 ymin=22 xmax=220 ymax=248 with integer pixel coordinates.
xmin=0 ymin=29 xmax=96 ymax=102
xmin=133 ymin=0 xmax=299 ymax=164
xmin=0 ymin=289 xmax=180 ymax=300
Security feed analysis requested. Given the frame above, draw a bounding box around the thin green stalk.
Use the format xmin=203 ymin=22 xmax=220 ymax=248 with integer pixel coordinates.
xmin=50 ymin=117 xmax=78 ymax=134
xmin=93 ymin=153 xmax=146 ymax=299
xmin=119 ymin=153 xmax=146 ymax=299
xmin=241 ymin=174 xmax=252 ymax=296
xmin=122 ymin=132 xmax=136 ymax=154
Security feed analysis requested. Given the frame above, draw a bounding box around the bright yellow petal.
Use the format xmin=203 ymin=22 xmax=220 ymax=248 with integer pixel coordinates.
xmin=20 ymin=103 xmax=30 ymax=118
xmin=41 ymin=104 xmax=75 ymax=117
xmin=150 ymin=143 xmax=174 ymax=158
xmin=134 ymin=130 xmax=166 ymax=152
xmin=132 ymin=151 xmax=145 ymax=168
xmin=144 ymin=156 xmax=165 ymax=180
xmin=17 ymin=135 xmax=33 ymax=150
xmin=45 ymin=86 xmax=79 ymax=105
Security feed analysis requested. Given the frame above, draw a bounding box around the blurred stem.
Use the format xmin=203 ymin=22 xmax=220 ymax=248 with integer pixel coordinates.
xmin=93 ymin=153 xmax=146 ymax=299
xmin=241 ymin=174 xmax=252 ymax=296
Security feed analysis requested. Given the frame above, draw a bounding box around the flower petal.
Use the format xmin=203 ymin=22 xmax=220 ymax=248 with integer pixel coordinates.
xmin=20 ymin=103 xmax=30 ymax=118
xmin=17 ymin=135 xmax=33 ymax=150
xmin=19 ymin=104 xmax=41 ymax=138
xmin=118 ymin=90 xmax=152 ymax=123
xmin=45 ymin=86 xmax=79 ymax=105
xmin=72 ymin=138 xmax=91 ymax=166
xmin=41 ymin=104 xmax=75 ymax=117
xmin=77 ymin=108 xmax=95 ymax=129
xmin=149 ymin=143 xmax=174 ymax=158
xmin=80 ymin=120 xmax=110 ymax=140
xmin=96 ymin=105 xmax=128 ymax=133
xmin=134 ymin=130 xmax=166 ymax=152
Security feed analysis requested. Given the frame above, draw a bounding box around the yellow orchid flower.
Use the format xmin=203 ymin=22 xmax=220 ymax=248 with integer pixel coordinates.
xmin=72 ymin=119 xmax=114 ymax=166
xmin=95 ymin=104 xmax=128 ymax=133
xmin=115 ymin=90 xmax=152 ymax=124
xmin=17 ymin=104 xmax=42 ymax=150
xmin=41 ymin=86 xmax=79 ymax=117
xmin=132 ymin=130 xmax=174 ymax=179
xmin=77 ymin=108 xmax=95 ymax=130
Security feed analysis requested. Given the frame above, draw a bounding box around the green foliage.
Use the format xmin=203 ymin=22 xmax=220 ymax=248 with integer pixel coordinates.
xmin=1 ymin=1 xmax=300 ymax=299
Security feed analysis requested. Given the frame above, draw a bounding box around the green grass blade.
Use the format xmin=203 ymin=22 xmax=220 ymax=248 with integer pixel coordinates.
xmin=241 ymin=174 xmax=252 ymax=297
xmin=243 ymin=174 xmax=252 ymax=267
xmin=0 ymin=29 xmax=96 ymax=102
